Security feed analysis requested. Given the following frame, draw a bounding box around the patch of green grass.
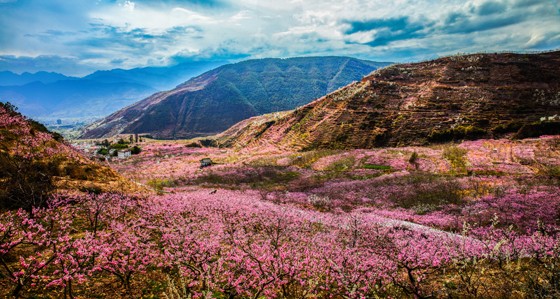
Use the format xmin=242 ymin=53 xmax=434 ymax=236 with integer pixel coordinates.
xmin=347 ymin=173 xmax=385 ymax=180
xmin=389 ymin=172 xmax=465 ymax=214
xmin=363 ymin=163 xmax=392 ymax=170
xmin=193 ymin=166 xmax=300 ymax=191
xmin=246 ymin=156 xmax=279 ymax=167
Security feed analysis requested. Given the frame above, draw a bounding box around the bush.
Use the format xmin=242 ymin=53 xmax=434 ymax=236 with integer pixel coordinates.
xmin=97 ymin=148 xmax=109 ymax=155
xmin=0 ymin=154 xmax=54 ymax=210
xmin=515 ymin=121 xmax=560 ymax=139
xmin=428 ymin=125 xmax=487 ymax=142
xmin=408 ymin=151 xmax=419 ymax=165
xmin=307 ymin=194 xmax=332 ymax=211
xmin=110 ymin=143 xmax=129 ymax=150
xmin=546 ymin=166 xmax=560 ymax=178
xmin=131 ymin=146 xmax=142 ymax=155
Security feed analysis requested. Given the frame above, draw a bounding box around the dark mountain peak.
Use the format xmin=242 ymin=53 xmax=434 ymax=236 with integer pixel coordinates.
xmin=80 ymin=56 xmax=390 ymax=139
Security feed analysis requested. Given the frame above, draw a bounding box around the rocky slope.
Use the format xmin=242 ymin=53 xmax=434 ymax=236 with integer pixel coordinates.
xmin=216 ymin=51 xmax=560 ymax=150
xmin=80 ymin=57 xmax=390 ymax=139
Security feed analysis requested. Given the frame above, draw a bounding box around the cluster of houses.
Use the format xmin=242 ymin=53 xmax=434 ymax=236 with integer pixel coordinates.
xmin=72 ymin=142 xmax=132 ymax=161
xmin=72 ymin=137 xmax=216 ymax=167
xmin=72 ymin=136 xmax=139 ymax=161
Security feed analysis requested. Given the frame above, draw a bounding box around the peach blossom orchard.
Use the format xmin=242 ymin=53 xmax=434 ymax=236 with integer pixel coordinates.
xmin=2 ymin=102 xmax=560 ymax=297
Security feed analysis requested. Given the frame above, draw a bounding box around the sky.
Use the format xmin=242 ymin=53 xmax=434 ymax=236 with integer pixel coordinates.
xmin=0 ymin=0 xmax=559 ymax=76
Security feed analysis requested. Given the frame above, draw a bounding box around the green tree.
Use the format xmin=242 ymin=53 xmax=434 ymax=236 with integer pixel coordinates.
xmin=131 ymin=146 xmax=141 ymax=155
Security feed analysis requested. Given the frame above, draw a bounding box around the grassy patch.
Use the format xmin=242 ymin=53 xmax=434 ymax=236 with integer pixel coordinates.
xmin=443 ymin=146 xmax=468 ymax=175
xmin=388 ymin=172 xmax=465 ymax=214
xmin=363 ymin=163 xmax=392 ymax=170
xmin=290 ymin=150 xmax=338 ymax=168
xmin=147 ymin=178 xmax=176 ymax=193
xmin=246 ymin=156 xmax=279 ymax=167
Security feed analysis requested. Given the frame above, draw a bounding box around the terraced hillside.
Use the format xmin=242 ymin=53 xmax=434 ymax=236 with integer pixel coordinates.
xmin=217 ymin=51 xmax=560 ymax=150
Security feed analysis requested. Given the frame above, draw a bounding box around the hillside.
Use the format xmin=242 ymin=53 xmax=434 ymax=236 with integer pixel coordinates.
xmin=80 ymin=57 xmax=390 ymax=139
xmin=0 ymin=102 xmax=139 ymax=209
xmin=0 ymin=61 xmax=222 ymax=121
xmin=217 ymin=51 xmax=560 ymax=150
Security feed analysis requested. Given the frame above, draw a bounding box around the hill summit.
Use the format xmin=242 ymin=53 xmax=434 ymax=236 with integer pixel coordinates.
xmin=80 ymin=57 xmax=390 ymax=139
xmin=216 ymin=51 xmax=560 ymax=149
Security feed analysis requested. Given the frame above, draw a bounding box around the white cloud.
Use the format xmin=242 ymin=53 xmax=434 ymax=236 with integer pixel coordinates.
xmin=0 ymin=0 xmax=559 ymax=75
xmin=122 ymin=0 xmax=135 ymax=12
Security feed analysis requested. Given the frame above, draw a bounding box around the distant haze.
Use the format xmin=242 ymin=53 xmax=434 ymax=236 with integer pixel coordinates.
xmin=0 ymin=61 xmax=224 ymax=120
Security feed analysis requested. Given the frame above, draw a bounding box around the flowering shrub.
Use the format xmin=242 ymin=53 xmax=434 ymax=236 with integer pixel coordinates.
xmin=307 ymin=194 xmax=332 ymax=211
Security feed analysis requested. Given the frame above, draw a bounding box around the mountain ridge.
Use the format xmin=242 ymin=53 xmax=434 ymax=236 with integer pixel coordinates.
xmin=214 ymin=51 xmax=560 ymax=150
xmin=0 ymin=70 xmax=76 ymax=85
xmin=80 ymin=56 xmax=391 ymax=139
xmin=0 ymin=61 xmax=225 ymax=121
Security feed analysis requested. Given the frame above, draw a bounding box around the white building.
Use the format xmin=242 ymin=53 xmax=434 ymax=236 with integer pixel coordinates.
xmin=118 ymin=150 xmax=131 ymax=159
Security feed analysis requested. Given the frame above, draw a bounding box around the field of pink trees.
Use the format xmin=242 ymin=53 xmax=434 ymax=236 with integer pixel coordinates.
xmin=2 ymin=188 xmax=560 ymax=298
xmin=1 ymin=133 xmax=560 ymax=297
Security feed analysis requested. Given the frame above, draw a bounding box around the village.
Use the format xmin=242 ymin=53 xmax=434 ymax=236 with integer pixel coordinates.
xmin=71 ymin=133 xmax=144 ymax=161
xmin=72 ymin=135 xmax=217 ymax=169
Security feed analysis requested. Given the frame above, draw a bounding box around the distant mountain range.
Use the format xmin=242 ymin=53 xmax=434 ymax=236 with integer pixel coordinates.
xmin=0 ymin=71 xmax=73 ymax=86
xmin=215 ymin=51 xmax=560 ymax=149
xmin=81 ymin=57 xmax=391 ymax=139
xmin=0 ymin=61 xmax=225 ymax=121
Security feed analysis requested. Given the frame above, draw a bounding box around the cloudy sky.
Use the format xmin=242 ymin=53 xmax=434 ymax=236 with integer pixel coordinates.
xmin=0 ymin=0 xmax=559 ymax=76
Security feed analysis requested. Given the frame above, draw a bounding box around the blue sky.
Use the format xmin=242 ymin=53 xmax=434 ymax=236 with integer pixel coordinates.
xmin=0 ymin=0 xmax=559 ymax=76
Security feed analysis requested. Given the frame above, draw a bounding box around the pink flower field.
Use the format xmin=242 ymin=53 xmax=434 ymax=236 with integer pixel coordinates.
xmin=2 ymin=135 xmax=560 ymax=298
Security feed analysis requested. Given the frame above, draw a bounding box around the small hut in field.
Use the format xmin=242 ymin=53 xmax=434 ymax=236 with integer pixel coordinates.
xmin=200 ymin=158 xmax=212 ymax=168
